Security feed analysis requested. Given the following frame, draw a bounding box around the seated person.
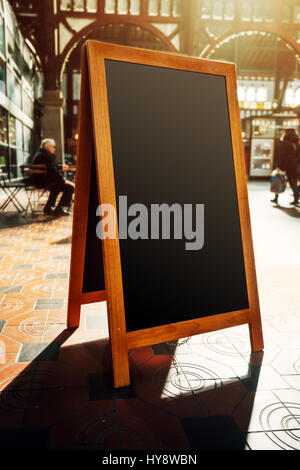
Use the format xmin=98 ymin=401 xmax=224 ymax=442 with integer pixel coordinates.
xmin=32 ymin=138 xmax=74 ymax=216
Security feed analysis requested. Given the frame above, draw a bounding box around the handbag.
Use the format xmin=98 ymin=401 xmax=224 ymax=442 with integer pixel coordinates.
xmin=270 ymin=173 xmax=286 ymax=193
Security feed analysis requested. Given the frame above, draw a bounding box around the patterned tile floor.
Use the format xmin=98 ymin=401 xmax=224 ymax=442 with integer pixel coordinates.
xmin=0 ymin=181 xmax=299 ymax=451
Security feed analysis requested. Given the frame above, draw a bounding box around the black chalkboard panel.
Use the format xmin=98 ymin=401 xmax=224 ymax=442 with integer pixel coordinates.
xmin=104 ymin=59 xmax=249 ymax=333
xmin=82 ymin=152 xmax=105 ymax=294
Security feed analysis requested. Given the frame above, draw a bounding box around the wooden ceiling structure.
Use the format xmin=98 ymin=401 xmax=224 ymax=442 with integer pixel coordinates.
xmin=7 ymin=1 xmax=300 ymax=151
xmin=8 ymin=1 xmax=300 ymax=88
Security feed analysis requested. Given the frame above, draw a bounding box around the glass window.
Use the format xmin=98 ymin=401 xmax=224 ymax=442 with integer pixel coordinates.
xmin=282 ymin=5 xmax=291 ymax=23
xmin=201 ymin=0 xmax=211 ymax=19
xmin=118 ymin=0 xmax=128 ymax=14
xmin=86 ymin=0 xmax=97 ymax=12
xmin=23 ymin=125 xmax=33 ymax=163
xmin=238 ymin=86 xmax=246 ymax=102
xmin=23 ymin=126 xmax=32 ymax=152
xmin=7 ymin=30 xmax=21 ymax=68
xmin=74 ymin=0 xmax=85 ymax=11
xmin=9 ymin=116 xmax=23 ymax=178
xmin=10 ymin=148 xmax=24 ymax=178
xmin=22 ymin=48 xmax=33 ymax=83
xmin=173 ymin=0 xmax=181 ymax=17
xmin=265 ymin=5 xmax=274 ymax=22
xmin=285 ymin=87 xmax=294 ymax=105
xmin=0 ymin=107 xmax=8 ymax=144
xmin=72 ymin=73 xmax=81 ymax=100
xmin=246 ymin=86 xmax=255 ymax=102
xmin=7 ymin=69 xmax=21 ymax=108
xmin=4 ymin=1 xmax=20 ymax=48
xmin=161 ymin=0 xmax=171 ymax=16
xmin=294 ymin=6 xmax=300 ymax=23
xmin=22 ymin=90 xmax=34 ymax=119
xmin=4 ymin=1 xmax=15 ymax=33
xmin=0 ymin=145 xmax=8 ymax=175
xmin=60 ymin=0 xmax=72 ymax=11
xmin=212 ymin=1 xmax=223 ymax=20
xmin=295 ymin=88 xmax=300 ymax=106
xmin=257 ymin=86 xmax=267 ymax=102
xmin=241 ymin=2 xmax=251 ymax=21
xmin=224 ymin=1 xmax=235 ymax=20
xmin=105 ymin=0 xmax=115 ymax=13
xmin=253 ymin=3 xmax=263 ymax=21
xmin=8 ymin=115 xmax=22 ymax=147
xmin=130 ymin=0 xmax=140 ymax=15
xmin=0 ymin=57 xmax=5 ymax=94
xmin=0 ymin=15 xmax=4 ymax=56
xmin=148 ymin=0 xmax=159 ymax=16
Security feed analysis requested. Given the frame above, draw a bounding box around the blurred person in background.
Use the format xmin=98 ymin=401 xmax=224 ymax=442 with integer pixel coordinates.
xmin=32 ymin=138 xmax=74 ymax=216
xmin=272 ymin=128 xmax=300 ymax=206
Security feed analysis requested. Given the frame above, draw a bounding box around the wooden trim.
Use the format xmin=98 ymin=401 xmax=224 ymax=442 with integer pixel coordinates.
xmin=67 ymin=45 xmax=94 ymax=329
xmin=81 ymin=290 xmax=107 ymax=304
xmin=127 ymin=310 xmax=249 ymax=350
xmin=87 ymin=40 xmax=234 ymax=76
xmin=80 ymin=40 xmax=263 ymax=387
xmin=225 ymin=67 xmax=264 ymax=352
xmin=87 ymin=42 xmax=130 ymax=388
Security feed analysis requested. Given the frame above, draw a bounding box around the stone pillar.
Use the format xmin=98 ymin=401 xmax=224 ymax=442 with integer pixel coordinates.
xmin=39 ymin=89 xmax=65 ymax=164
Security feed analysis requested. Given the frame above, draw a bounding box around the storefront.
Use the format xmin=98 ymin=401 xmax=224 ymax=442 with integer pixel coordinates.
xmin=0 ymin=0 xmax=40 ymax=180
xmin=242 ymin=115 xmax=300 ymax=178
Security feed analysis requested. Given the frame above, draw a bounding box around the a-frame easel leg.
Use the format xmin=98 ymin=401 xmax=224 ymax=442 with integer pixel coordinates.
xmin=248 ymin=318 xmax=264 ymax=352
xmin=67 ymin=46 xmax=94 ymax=329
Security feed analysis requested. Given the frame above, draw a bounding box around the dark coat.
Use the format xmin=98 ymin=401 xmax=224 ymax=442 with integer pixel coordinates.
xmin=278 ymin=136 xmax=300 ymax=177
xmin=32 ymin=148 xmax=64 ymax=188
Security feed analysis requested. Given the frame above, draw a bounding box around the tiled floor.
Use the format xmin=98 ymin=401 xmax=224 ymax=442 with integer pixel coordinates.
xmin=0 ymin=181 xmax=299 ymax=451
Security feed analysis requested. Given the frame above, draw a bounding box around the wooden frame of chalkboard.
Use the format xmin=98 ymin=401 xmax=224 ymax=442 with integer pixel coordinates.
xmin=67 ymin=41 xmax=264 ymax=388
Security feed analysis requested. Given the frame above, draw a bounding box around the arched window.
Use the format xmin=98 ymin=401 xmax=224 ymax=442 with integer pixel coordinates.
xmin=201 ymin=0 xmax=211 ymax=19
xmin=241 ymin=2 xmax=251 ymax=21
xmin=282 ymin=5 xmax=291 ymax=23
xmin=212 ymin=0 xmax=223 ymax=20
xmin=224 ymin=1 xmax=235 ymax=20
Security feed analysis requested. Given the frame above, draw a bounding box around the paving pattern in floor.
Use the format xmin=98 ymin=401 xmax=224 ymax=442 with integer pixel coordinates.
xmin=0 ymin=181 xmax=299 ymax=451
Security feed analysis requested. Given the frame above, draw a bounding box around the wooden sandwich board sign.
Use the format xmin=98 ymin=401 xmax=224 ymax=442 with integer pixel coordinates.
xmin=67 ymin=40 xmax=264 ymax=388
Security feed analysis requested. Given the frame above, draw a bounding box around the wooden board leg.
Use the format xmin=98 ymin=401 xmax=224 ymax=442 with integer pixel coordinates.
xmin=67 ymin=45 xmax=94 ymax=329
xmin=112 ymin=350 xmax=131 ymax=388
xmin=67 ymin=299 xmax=81 ymax=329
xmin=248 ymin=318 xmax=264 ymax=352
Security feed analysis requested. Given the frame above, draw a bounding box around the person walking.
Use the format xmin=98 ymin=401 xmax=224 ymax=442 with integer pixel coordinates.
xmin=32 ymin=138 xmax=74 ymax=216
xmin=272 ymin=128 xmax=300 ymax=206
